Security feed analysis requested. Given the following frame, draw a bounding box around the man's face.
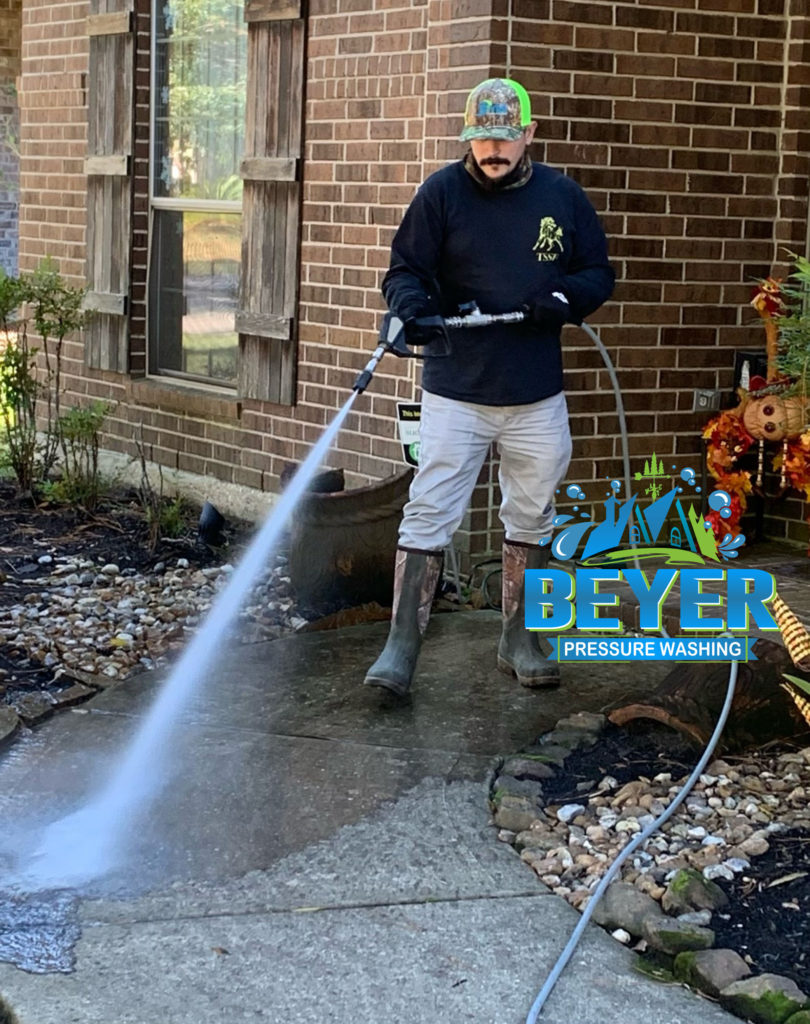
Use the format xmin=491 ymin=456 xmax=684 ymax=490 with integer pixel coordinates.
xmin=469 ymin=123 xmax=537 ymax=180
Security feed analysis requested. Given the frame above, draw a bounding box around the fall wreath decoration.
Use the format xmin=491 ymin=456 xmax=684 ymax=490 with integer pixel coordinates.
xmin=702 ymin=254 xmax=810 ymax=549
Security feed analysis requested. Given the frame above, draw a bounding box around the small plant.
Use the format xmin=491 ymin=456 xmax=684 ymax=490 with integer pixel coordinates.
xmin=52 ymin=400 xmax=111 ymax=511
xmin=773 ymin=252 xmax=810 ymax=399
xmin=158 ymin=494 xmax=188 ymax=538
xmin=134 ymin=428 xmax=190 ymax=552
xmin=0 ymin=269 xmax=39 ymax=494
xmin=24 ymin=258 xmax=89 ymax=477
xmin=0 ymin=261 xmax=91 ymax=494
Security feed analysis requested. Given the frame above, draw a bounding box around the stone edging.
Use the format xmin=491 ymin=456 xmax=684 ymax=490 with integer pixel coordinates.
xmin=489 ymin=711 xmax=810 ymax=1024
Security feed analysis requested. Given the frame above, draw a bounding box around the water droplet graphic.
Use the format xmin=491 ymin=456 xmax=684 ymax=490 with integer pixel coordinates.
xmin=552 ymin=521 xmax=596 ymax=560
xmin=708 ymin=489 xmax=733 ymax=519
xmin=680 ymin=468 xmax=697 ymax=486
xmin=566 ymin=484 xmax=586 ymax=500
xmin=610 ymin=480 xmax=622 ymax=493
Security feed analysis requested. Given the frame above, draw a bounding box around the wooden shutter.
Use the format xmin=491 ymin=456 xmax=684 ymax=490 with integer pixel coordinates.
xmin=236 ymin=0 xmax=304 ymax=403
xmin=84 ymin=0 xmax=134 ymax=372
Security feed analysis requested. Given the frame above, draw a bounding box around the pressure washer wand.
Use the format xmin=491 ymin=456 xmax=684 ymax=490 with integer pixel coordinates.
xmin=352 ymin=304 xmax=527 ymax=394
xmin=444 ymin=303 xmax=526 ymax=328
xmin=352 ymin=340 xmax=390 ymax=395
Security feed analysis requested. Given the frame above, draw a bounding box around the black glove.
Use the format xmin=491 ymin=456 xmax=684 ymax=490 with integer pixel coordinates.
xmin=392 ymin=293 xmax=443 ymax=348
xmin=394 ymin=292 xmax=440 ymax=324
xmin=524 ymin=290 xmax=571 ymax=329
xmin=403 ymin=314 xmax=446 ymax=347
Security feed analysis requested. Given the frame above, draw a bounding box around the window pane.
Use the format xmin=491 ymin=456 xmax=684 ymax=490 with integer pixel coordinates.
xmin=153 ymin=0 xmax=246 ymax=201
xmin=149 ymin=210 xmax=240 ymax=386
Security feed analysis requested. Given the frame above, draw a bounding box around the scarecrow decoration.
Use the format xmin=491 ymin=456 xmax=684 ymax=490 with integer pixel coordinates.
xmin=702 ymin=254 xmax=810 ymax=547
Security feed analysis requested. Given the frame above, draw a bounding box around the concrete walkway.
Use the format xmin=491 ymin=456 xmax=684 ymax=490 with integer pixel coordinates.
xmin=0 ymin=610 xmax=743 ymax=1023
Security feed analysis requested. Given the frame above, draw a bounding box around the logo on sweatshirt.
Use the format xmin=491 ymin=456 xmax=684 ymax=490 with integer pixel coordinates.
xmin=533 ymin=217 xmax=564 ymax=262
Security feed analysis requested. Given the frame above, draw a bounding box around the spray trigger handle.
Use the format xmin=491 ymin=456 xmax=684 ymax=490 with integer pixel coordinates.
xmin=380 ymin=312 xmax=450 ymax=358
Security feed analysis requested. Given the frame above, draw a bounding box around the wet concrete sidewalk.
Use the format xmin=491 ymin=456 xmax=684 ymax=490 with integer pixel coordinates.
xmin=0 ymin=607 xmax=747 ymax=1024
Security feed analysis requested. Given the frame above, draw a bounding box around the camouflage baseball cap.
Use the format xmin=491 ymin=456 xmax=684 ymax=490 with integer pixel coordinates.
xmin=459 ymin=78 xmax=533 ymax=142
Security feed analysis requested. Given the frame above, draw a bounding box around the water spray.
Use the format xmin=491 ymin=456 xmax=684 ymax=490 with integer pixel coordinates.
xmin=17 ymin=393 xmax=360 ymax=890
xmin=7 ymin=301 xmax=527 ymax=892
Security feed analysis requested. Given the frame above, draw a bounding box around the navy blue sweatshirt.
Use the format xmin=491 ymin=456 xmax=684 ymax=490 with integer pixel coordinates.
xmin=382 ymin=159 xmax=615 ymax=406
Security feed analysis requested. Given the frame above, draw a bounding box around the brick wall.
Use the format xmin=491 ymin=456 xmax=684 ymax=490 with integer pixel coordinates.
xmin=17 ymin=0 xmax=810 ymax=561
xmin=0 ymin=0 xmax=21 ymax=275
xmin=476 ymin=0 xmax=810 ymax=555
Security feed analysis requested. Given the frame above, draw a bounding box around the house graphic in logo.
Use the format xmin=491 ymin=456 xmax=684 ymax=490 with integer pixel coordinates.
xmin=541 ymin=468 xmax=743 ymax=567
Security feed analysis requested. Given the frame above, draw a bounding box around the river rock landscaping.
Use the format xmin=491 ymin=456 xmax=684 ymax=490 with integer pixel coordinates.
xmin=0 ymin=482 xmax=304 ymax=739
xmin=491 ymin=712 xmax=810 ymax=1023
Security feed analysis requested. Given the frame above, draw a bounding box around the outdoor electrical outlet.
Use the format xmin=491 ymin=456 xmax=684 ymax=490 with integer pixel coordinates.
xmin=693 ymin=388 xmax=723 ymax=412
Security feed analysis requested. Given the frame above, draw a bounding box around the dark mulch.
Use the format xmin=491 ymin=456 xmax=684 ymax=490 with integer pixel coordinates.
xmin=540 ymin=720 xmax=702 ymax=804
xmin=0 ymin=480 xmax=244 ymax=591
xmin=539 ymin=721 xmax=809 ymax=990
xmin=712 ymin=830 xmax=810 ymax=984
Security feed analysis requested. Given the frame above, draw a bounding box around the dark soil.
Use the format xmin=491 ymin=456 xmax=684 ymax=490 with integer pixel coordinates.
xmin=540 ymin=721 xmax=809 ymax=990
xmin=0 ymin=480 xmax=250 ymax=590
xmin=540 ymin=720 xmax=702 ymax=805
xmin=713 ymin=831 xmax=810 ymax=983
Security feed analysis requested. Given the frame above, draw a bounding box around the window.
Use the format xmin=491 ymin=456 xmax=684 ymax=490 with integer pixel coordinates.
xmin=149 ymin=0 xmax=247 ymax=387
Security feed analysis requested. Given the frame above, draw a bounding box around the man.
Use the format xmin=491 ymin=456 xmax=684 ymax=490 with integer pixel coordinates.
xmin=364 ymin=77 xmax=614 ymax=698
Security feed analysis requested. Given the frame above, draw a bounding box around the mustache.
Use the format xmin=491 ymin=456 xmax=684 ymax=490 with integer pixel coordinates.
xmin=479 ymin=156 xmax=511 ymax=166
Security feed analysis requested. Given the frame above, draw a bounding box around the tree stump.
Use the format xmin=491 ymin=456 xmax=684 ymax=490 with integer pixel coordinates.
xmin=607 ymin=637 xmax=810 ymax=754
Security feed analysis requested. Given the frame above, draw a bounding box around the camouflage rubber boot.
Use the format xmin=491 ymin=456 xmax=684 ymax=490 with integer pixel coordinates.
xmin=497 ymin=539 xmax=560 ymax=688
xmin=363 ymin=548 xmax=443 ymax=697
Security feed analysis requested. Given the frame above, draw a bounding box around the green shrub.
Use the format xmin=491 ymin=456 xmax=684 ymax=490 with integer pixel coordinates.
xmin=53 ymin=401 xmax=111 ymax=511
xmin=0 ymin=261 xmax=92 ymax=494
xmin=0 ymin=270 xmax=39 ymax=493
